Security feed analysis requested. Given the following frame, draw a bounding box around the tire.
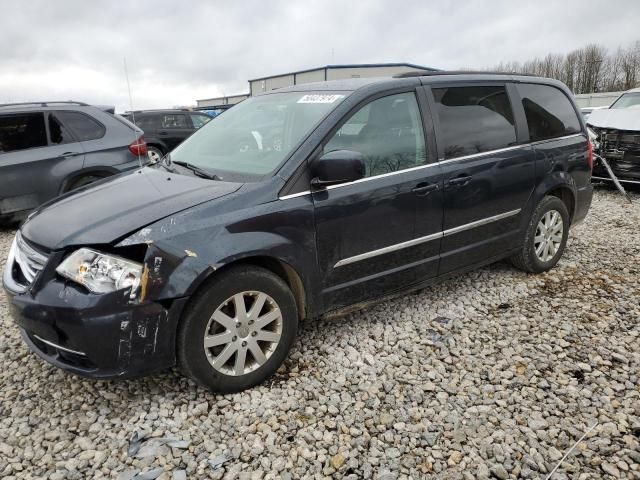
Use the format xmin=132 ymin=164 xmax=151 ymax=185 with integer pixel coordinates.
xmin=510 ymin=195 xmax=570 ymax=273
xmin=147 ymin=146 xmax=164 ymax=163
xmin=177 ymin=265 xmax=298 ymax=393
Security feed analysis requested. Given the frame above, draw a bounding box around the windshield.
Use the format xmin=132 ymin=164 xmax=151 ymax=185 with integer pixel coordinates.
xmin=169 ymin=92 xmax=347 ymax=181
xmin=610 ymin=92 xmax=640 ymax=109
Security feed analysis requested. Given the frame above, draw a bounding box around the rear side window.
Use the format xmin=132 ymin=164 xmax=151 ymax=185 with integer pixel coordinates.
xmin=56 ymin=111 xmax=106 ymax=141
xmin=518 ymin=83 xmax=581 ymax=141
xmin=432 ymin=86 xmax=517 ymax=159
xmin=132 ymin=115 xmax=161 ymax=131
xmin=0 ymin=113 xmax=47 ymax=153
xmin=190 ymin=113 xmax=211 ymax=129
xmin=48 ymin=113 xmax=76 ymax=145
xmin=161 ymin=114 xmax=188 ymax=128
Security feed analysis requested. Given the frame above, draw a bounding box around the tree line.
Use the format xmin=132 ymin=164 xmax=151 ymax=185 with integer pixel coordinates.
xmin=491 ymin=40 xmax=640 ymax=94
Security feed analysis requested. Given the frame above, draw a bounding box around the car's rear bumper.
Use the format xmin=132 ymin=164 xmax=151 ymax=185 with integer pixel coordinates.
xmin=4 ymin=278 xmax=188 ymax=379
xmin=573 ymin=183 xmax=593 ymax=226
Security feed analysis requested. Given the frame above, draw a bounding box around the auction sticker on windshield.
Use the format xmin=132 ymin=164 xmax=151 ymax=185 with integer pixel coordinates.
xmin=297 ymin=94 xmax=345 ymax=104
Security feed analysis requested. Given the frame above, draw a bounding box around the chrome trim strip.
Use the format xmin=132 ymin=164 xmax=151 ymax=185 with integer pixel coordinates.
xmin=278 ymin=133 xmax=586 ymax=199
xmin=2 ymin=237 xmax=27 ymax=294
xmin=437 ymin=144 xmax=524 ymax=165
xmin=528 ymin=133 xmax=585 ymax=147
xmin=442 ymin=209 xmax=521 ymax=236
xmin=278 ymin=162 xmax=441 ymax=199
xmin=279 ymin=190 xmax=311 ymax=200
xmin=334 ymin=231 xmax=442 ymax=268
xmin=32 ymin=334 xmax=87 ymax=357
xmin=325 ymin=162 xmax=440 ymax=191
xmin=333 ymin=208 xmax=521 ymax=268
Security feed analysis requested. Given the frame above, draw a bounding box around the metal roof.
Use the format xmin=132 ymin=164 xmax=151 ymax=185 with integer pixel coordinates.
xmin=248 ymin=63 xmax=438 ymax=82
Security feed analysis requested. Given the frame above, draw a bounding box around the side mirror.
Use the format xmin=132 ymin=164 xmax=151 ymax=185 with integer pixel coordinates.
xmin=310 ymin=150 xmax=365 ymax=189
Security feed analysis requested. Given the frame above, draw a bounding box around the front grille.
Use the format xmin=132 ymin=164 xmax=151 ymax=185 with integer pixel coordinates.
xmin=12 ymin=231 xmax=48 ymax=287
xmin=597 ymin=128 xmax=640 ymax=158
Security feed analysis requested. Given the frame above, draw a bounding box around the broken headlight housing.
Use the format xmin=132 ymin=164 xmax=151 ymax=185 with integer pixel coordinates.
xmin=56 ymin=248 xmax=143 ymax=299
xmin=587 ymin=127 xmax=601 ymax=150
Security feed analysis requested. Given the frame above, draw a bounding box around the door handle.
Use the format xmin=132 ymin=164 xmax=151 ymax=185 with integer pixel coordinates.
xmin=447 ymin=175 xmax=472 ymax=186
xmin=158 ymin=131 xmax=169 ymax=136
xmin=59 ymin=152 xmax=81 ymax=158
xmin=412 ymin=183 xmax=439 ymax=196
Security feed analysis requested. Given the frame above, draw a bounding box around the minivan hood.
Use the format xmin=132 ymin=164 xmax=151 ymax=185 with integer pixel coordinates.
xmin=587 ymin=108 xmax=640 ymax=131
xmin=22 ymin=167 xmax=241 ymax=250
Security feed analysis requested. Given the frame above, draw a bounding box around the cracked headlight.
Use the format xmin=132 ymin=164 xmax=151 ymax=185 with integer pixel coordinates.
xmin=56 ymin=248 xmax=143 ymax=299
xmin=587 ymin=127 xmax=600 ymax=150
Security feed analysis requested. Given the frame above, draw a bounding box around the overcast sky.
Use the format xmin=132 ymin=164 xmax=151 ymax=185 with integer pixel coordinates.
xmin=1 ymin=0 xmax=638 ymax=111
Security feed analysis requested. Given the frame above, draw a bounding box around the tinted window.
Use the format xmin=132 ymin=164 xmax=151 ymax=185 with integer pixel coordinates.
xmin=0 ymin=113 xmax=47 ymax=153
xmin=518 ymin=83 xmax=581 ymax=141
xmin=56 ymin=111 xmax=105 ymax=141
xmin=133 ymin=115 xmax=161 ymax=131
xmin=325 ymin=92 xmax=427 ymax=177
xmin=48 ymin=113 xmax=76 ymax=145
xmin=190 ymin=114 xmax=211 ymax=129
xmin=432 ymin=86 xmax=516 ymax=159
xmin=161 ymin=114 xmax=188 ymax=128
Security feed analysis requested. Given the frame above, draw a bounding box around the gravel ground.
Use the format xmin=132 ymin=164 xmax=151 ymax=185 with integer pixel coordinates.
xmin=0 ymin=188 xmax=638 ymax=480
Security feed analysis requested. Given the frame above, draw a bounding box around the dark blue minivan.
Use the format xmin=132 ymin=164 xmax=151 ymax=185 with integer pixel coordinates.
xmin=4 ymin=72 xmax=593 ymax=392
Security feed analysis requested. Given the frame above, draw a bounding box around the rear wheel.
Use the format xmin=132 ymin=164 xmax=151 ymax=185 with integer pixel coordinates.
xmin=510 ymin=195 xmax=570 ymax=273
xmin=147 ymin=146 xmax=163 ymax=163
xmin=177 ymin=266 xmax=298 ymax=393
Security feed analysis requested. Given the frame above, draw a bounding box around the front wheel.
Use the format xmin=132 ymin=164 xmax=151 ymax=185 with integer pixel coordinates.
xmin=510 ymin=195 xmax=570 ymax=273
xmin=177 ymin=266 xmax=298 ymax=393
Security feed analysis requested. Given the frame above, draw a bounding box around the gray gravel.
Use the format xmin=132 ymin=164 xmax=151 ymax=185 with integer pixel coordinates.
xmin=1 ymin=188 xmax=639 ymax=479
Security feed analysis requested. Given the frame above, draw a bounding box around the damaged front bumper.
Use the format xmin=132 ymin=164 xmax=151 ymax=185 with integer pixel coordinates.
xmin=4 ymin=278 xmax=189 ymax=379
xmin=591 ymin=127 xmax=640 ymax=183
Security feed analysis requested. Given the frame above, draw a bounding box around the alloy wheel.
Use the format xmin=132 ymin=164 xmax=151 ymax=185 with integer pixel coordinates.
xmin=534 ymin=209 xmax=563 ymax=262
xmin=148 ymin=149 xmax=162 ymax=162
xmin=203 ymin=291 xmax=283 ymax=376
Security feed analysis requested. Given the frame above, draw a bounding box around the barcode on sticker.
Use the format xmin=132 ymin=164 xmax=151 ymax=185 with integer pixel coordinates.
xmin=297 ymin=94 xmax=344 ymax=104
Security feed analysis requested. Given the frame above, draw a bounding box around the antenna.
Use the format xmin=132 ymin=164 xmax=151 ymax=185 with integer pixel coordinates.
xmin=123 ymin=57 xmax=144 ymax=169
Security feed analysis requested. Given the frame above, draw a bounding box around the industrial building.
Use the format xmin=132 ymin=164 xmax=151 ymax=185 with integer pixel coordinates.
xmin=196 ymin=62 xmax=437 ymax=109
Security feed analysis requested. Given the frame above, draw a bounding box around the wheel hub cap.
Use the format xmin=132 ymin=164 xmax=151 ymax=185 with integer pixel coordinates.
xmin=534 ymin=209 xmax=563 ymax=262
xmin=203 ymin=291 xmax=283 ymax=376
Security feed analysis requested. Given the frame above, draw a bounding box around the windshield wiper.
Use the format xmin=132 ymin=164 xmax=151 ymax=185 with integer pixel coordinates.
xmin=171 ymin=160 xmax=221 ymax=180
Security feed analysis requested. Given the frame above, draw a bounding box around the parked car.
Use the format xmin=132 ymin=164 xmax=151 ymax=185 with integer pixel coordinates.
xmin=0 ymin=101 xmax=147 ymax=223
xmin=122 ymin=109 xmax=212 ymax=162
xmin=4 ymin=73 xmax=593 ymax=393
xmin=580 ymin=106 xmax=606 ymax=121
xmin=587 ymin=87 xmax=640 ymax=185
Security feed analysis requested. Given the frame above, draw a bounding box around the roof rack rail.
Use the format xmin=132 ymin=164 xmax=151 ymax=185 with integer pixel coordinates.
xmin=393 ymin=70 xmax=536 ymax=78
xmin=123 ymin=108 xmax=191 ymax=114
xmin=0 ymin=100 xmax=89 ymax=109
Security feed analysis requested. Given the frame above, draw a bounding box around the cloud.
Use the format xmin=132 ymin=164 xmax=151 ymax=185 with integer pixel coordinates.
xmin=1 ymin=0 xmax=638 ymax=111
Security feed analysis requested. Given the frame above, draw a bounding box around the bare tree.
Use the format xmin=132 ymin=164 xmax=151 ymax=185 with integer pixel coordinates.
xmin=488 ymin=40 xmax=640 ymax=93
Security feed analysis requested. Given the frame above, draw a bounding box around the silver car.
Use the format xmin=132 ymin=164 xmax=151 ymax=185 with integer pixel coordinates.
xmin=0 ymin=101 xmax=147 ymax=223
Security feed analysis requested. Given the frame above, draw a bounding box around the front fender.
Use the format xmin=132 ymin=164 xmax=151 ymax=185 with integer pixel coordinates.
xmin=120 ymin=192 xmax=318 ymax=312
